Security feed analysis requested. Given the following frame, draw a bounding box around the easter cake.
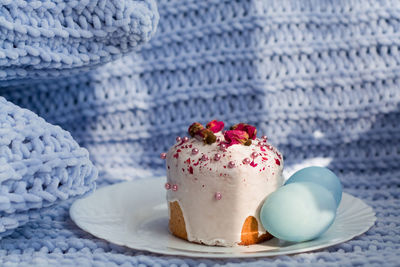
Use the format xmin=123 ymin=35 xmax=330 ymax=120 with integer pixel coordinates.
xmin=160 ymin=120 xmax=284 ymax=246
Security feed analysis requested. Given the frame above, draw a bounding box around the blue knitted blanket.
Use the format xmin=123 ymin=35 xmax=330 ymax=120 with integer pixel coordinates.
xmin=0 ymin=0 xmax=399 ymax=266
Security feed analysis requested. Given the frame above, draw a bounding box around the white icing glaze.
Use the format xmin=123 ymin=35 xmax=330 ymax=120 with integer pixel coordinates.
xmin=166 ymin=132 xmax=284 ymax=246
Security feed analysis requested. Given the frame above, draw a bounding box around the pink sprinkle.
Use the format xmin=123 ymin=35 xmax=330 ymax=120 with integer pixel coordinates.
xmin=201 ymin=154 xmax=209 ymax=161
xmin=192 ymin=148 xmax=199 ymax=155
xmin=250 ymin=161 xmax=258 ymax=167
xmin=242 ymin=158 xmax=251 ymax=164
xmin=172 ymin=184 xmax=178 ymax=191
xmin=215 ymin=192 xmax=222 ymax=200
xmin=182 ymin=136 xmax=189 ymax=142
xmin=251 ymin=152 xmax=258 ymax=158
xmin=176 ymin=136 xmax=182 ymax=143
xmin=165 ymin=183 xmax=171 ymax=190
xmin=275 ymin=158 xmax=281 ymax=166
xmin=214 ymin=153 xmax=221 ymax=161
xmin=261 ymin=135 xmax=268 ymax=140
xmin=219 ymin=143 xmax=227 ymax=151
xmin=160 ymin=153 xmax=167 ymax=159
xmin=228 ymin=161 xmax=236 ymax=168
xmin=188 ymin=166 xmax=193 ymax=174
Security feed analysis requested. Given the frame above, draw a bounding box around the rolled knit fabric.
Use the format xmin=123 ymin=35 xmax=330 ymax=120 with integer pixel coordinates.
xmin=0 ymin=0 xmax=159 ymax=83
xmin=0 ymin=96 xmax=97 ymax=235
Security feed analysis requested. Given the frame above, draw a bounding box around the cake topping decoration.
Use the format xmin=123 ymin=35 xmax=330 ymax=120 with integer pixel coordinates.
xmin=182 ymin=136 xmax=189 ymax=142
xmin=195 ymin=128 xmax=217 ymax=144
xmin=250 ymin=161 xmax=258 ymax=167
xmin=219 ymin=143 xmax=227 ymax=151
xmin=160 ymin=153 xmax=167 ymax=159
xmin=242 ymin=157 xmax=251 ymax=164
xmin=224 ymin=130 xmax=252 ymax=147
xmin=251 ymin=152 xmax=259 ymax=158
xmin=228 ymin=161 xmax=236 ymax=168
xmin=188 ymin=121 xmax=225 ymax=144
xmin=172 ymin=184 xmax=178 ymax=191
xmin=188 ymin=122 xmax=204 ymax=137
xmin=192 ymin=148 xmax=199 ymax=155
xmin=201 ymin=154 xmax=209 ymax=161
xmin=215 ymin=192 xmax=222 ymax=200
xmin=165 ymin=183 xmax=171 ymax=190
xmin=188 ymin=122 xmax=217 ymax=144
xmin=186 ymin=121 xmax=259 ymax=146
xmin=206 ymin=120 xmax=225 ymax=133
xmin=214 ymin=153 xmax=221 ymax=161
xmin=230 ymin=123 xmax=257 ymax=140
xmin=176 ymin=136 xmax=182 ymax=143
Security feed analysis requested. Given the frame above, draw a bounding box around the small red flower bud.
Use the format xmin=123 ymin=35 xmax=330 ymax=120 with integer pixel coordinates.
xmin=206 ymin=120 xmax=225 ymax=133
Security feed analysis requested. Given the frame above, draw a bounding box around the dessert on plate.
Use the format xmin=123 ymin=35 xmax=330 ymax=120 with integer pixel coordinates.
xmin=161 ymin=120 xmax=284 ymax=246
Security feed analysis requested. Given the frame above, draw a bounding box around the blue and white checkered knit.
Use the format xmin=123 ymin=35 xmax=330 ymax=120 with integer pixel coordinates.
xmin=0 ymin=0 xmax=399 ymax=266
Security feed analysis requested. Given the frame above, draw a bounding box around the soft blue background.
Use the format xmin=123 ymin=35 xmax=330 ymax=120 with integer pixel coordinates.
xmin=0 ymin=0 xmax=399 ymax=265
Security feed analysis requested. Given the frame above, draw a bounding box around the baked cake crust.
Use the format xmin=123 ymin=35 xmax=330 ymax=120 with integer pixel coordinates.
xmin=169 ymin=201 xmax=273 ymax=245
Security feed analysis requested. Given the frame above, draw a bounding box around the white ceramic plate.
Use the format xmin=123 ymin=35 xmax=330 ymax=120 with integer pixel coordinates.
xmin=70 ymin=178 xmax=376 ymax=258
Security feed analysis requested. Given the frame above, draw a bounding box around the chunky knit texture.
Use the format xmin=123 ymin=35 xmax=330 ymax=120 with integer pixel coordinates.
xmin=0 ymin=0 xmax=158 ymax=83
xmin=1 ymin=0 xmax=400 ymax=266
xmin=0 ymin=96 xmax=97 ymax=236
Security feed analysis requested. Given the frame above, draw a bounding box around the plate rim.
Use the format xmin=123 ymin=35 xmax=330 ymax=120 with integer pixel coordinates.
xmin=70 ymin=178 xmax=377 ymax=258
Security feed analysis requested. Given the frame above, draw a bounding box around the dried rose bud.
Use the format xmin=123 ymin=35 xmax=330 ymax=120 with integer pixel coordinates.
xmin=195 ymin=128 xmax=217 ymax=144
xmin=230 ymin=123 xmax=257 ymax=140
xmin=188 ymin=122 xmax=204 ymax=137
xmin=206 ymin=120 xmax=225 ymax=133
xmin=244 ymin=139 xmax=252 ymax=146
xmin=224 ymin=130 xmax=250 ymax=147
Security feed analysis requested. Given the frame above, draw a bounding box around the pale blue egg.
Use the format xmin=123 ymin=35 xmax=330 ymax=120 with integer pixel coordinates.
xmin=285 ymin=166 xmax=342 ymax=206
xmin=260 ymin=182 xmax=337 ymax=242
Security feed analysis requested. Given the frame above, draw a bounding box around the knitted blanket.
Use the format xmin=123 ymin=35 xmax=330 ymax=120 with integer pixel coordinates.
xmin=1 ymin=0 xmax=400 ymax=266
